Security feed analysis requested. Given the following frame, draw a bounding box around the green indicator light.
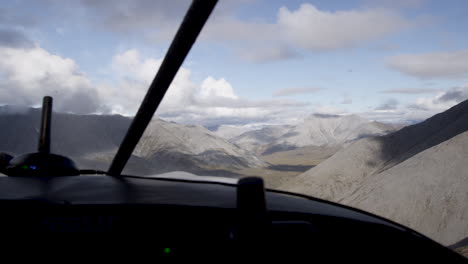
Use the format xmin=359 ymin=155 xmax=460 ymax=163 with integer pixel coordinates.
xmin=22 ymin=165 xmax=28 ymax=170
xmin=164 ymin=248 xmax=171 ymax=254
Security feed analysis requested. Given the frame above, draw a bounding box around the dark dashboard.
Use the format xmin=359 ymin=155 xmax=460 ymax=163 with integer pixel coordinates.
xmin=0 ymin=175 xmax=465 ymax=262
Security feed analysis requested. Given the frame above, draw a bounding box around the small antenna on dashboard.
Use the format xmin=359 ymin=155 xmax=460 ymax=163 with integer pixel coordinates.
xmin=4 ymin=95 xmax=80 ymax=177
xmin=38 ymin=96 xmax=52 ymax=153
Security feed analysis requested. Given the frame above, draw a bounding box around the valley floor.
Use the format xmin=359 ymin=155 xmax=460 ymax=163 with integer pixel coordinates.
xmin=223 ymin=146 xmax=340 ymax=189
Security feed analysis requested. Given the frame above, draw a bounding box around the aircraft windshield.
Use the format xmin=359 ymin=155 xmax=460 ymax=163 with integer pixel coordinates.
xmin=0 ymin=0 xmax=467 ymax=252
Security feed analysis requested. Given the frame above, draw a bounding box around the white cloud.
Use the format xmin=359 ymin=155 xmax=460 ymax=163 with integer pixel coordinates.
xmin=69 ymin=1 xmax=412 ymax=63
xmin=361 ymin=84 xmax=468 ymax=123
xmin=200 ymin=14 xmax=292 ymax=63
xmin=198 ymin=77 xmax=238 ymax=100
xmin=387 ymin=49 xmax=468 ymax=79
xmin=111 ymin=49 xmax=160 ymax=82
xmin=277 ymin=4 xmax=409 ymax=51
xmin=202 ymin=3 xmax=411 ymax=61
xmin=203 ymin=17 xmax=276 ymax=43
xmin=103 ymin=49 xmax=310 ymax=125
xmin=409 ymin=85 xmax=468 ymax=111
xmin=103 ymin=49 xmax=195 ymax=114
xmin=0 ymin=45 xmax=310 ymax=125
xmin=0 ymin=46 xmax=101 ymax=114
xmin=0 ymin=47 xmax=85 ymax=88
xmin=3 ymin=44 xmax=467 ymax=127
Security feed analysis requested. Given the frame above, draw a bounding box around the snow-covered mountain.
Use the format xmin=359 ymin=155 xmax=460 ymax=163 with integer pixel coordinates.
xmin=231 ymin=114 xmax=396 ymax=154
xmin=279 ymin=100 xmax=468 ymax=245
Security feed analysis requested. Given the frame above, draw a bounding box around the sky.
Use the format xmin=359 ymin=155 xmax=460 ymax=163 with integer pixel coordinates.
xmin=1 ymin=0 xmax=468 ymax=127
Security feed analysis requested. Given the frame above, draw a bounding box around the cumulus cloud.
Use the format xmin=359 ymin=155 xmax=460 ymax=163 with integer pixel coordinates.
xmin=198 ymin=77 xmax=238 ymax=100
xmin=381 ymin=88 xmax=438 ymax=94
xmin=207 ymin=3 xmax=411 ymax=60
xmin=2 ymin=43 xmax=465 ymax=128
xmin=273 ymin=87 xmax=322 ymax=97
xmin=0 ymin=44 xmax=310 ymax=125
xmin=111 ymin=49 xmax=159 ymax=82
xmin=101 ymin=49 xmax=311 ymax=125
xmin=387 ymin=49 xmax=468 ymax=79
xmin=277 ymin=3 xmax=410 ymax=51
xmin=200 ymin=15 xmax=294 ymax=63
xmin=0 ymin=46 xmax=102 ymax=114
xmin=66 ymin=1 xmax=412 ymax=63
xmin=103 ymin=49 xmax=468 ymax=126
xmin=101 ymin=48 xmax=195 ymax=114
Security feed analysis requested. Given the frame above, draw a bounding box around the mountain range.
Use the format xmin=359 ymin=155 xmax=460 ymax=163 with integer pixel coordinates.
xmin=0 ymin=108 xmax=396 ymax=176
xmin=0 ymin=107 xmax=263 ymax=175
xmin=218 ymin=114 xmax=397 ymax=155
xmin=279 ymin=99 xmax=468 ymax=246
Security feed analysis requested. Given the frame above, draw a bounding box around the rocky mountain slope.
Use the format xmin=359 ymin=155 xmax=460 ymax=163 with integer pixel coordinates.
xmin=0 ymin=107 xmax=264 ymax=175
xmin=134 ymin=119 xmax=265 ymax=172
xmin=279 ymin=100 xmax=468 ymax=245
xmin=0 ymin=107 xmax=129 ymax=157
xmin=211 ymin=124 xmax=260 ymax=140
xmin=231 ymin=125 xmax=293 ymax=154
